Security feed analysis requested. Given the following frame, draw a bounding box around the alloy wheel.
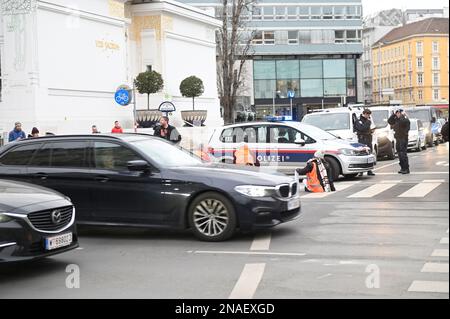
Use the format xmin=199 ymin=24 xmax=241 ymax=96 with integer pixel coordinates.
xmin=193 ymin=199 xmax=229 ymax=237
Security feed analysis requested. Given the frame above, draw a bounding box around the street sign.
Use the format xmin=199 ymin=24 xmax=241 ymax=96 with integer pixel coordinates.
xmin=114 ymin=86 xmax=131 ymax=106
xmin=158 ymin=101 xmax=176 ymax=113
xmin=287 ymin=90 xmax=295 ymax=99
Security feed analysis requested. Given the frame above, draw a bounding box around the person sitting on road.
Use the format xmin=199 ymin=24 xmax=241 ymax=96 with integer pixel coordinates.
xmin=234 ymin=143 xmax=259 ymax=166
xmin=296 ymin=151 xmax=336 ymax=193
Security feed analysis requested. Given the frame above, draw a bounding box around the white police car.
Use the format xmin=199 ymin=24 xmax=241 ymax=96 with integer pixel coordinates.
xmin=208 ymin=122 xmax=376 ymax=180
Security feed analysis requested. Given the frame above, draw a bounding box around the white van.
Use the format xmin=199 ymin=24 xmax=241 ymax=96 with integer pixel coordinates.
xmin=301 ymin=107 xmax=378 ymax=158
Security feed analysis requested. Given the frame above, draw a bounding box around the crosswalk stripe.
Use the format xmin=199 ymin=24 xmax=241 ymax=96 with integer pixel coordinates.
xmin=398 ymin=181 xmax=441 ymax=198
xmin=431 ymin=249 xmax=449 ymax=257
xmin=421 ymin=263 xmax=449 ymax=273
xmin=440 ymin=237 xmax=449 ymax=244
xmin=348 ymin=183 xmax=396 ymax=198
xmin=408 ymin=281 xmax=449 ymax=293
xmin=302 ymin=182 xmax=359 ymax=199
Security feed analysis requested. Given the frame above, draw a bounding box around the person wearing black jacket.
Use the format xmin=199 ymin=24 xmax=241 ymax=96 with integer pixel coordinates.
xmin=388 ymin=109 xmax=411 ymax=174
xmin=441 ymin=120 xmax=449 ymax=143
xmin=153 ymin=116 xmax=182 ymax=144
xmin=354 ymin=109 xmax=375 ymax=176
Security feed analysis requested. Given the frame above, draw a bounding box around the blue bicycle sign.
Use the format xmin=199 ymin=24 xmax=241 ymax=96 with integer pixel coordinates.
xmin=115 ymin=89 xmax=131 ymax=106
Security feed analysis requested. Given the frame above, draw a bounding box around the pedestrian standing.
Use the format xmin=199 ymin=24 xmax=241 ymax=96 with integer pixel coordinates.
xmin=92 ymin=125 xmax=101 ymax=134
xmin=388 ymin=109 xmax=411 ymax=174
xmin=354 ymin=109 xmax=375 ymax=176
xmin=153 ymin=116 xmax=182 ymax=144
xmin=28 ymin=127 xmax=40 ymax=138
xmin=441 ymin=119 xmax=449 ymax=143
xmin=111 ymin=121 xmax=123 ymax=133
xmin=8 ymin=122 xmax=26 ymax=142
xmin=296 ymin=151 xmax=336 ymax=193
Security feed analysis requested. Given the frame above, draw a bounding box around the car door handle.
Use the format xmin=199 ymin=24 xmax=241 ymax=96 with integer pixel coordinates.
xmin=95 ymin=176 xmax=109 ymax=183
xmin=35 ymin=173 xmax=48 ymax=180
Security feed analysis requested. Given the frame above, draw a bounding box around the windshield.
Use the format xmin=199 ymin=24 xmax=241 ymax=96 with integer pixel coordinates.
xmin=370 ymin=110 xmax=389 ymax=128
xmin=406 ymin=109 xmax=430 ymax=123
xmin=302 ymin=113 xmax=350 ymax=131
xmin=132 ymin=139 xmax=202 ymax=168
xmin=293 ymin=123 xmax=338 ymax=141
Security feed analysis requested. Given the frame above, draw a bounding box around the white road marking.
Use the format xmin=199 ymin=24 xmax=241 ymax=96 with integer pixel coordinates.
xmin=431 ymin=249 xmax=449 ymax=257
xmin=421 ymin=263 xmax=449 ymax=273
xmin=317 ymin=273 xmax=332 ymax=280
xmin=76 ymin=247 xmax=84 ymax=250
xmin=229 ymin=263 xmax=266 ymax=299
xmin=436 ymin=161 xmax=447 ymax=165
xmin=348 ymin=183 xmax=396 ymax=198
xmin=422 ymin=179 xmax=446 ymax=183
xmin=380 ymin=180 xmax=402 ymax=183
xmin=302 ymin=182 xmax=359 ymax=199
xmin=191 ymin=250 xmax=307 ymax=257
xmin=250 ymin=233 xmax=271 ymax=251
xmin=373 ymin=162 xmax=399 ymax=171
xmin=440 ymin=237 xmax=449 ymax=244
xmin=398 ymin=181 xmax=441 ymax=198
xmin=408 ymin=281 xmax=449 ymax=293
xmin=375 ymin=172 xmax=449 ymax=175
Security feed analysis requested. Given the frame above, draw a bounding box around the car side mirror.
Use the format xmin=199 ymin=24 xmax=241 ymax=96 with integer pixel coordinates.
xmin=295 ymin=138 xmax=306 ymax=146
xmin=127 ymin=160 xmax=150 ymax=172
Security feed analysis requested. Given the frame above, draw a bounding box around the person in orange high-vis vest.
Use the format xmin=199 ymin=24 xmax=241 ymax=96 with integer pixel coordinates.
xmin=234 ymin=143 xmax=258 ymax=166
xmin=296 ymin=151 xmax=336 ymax=193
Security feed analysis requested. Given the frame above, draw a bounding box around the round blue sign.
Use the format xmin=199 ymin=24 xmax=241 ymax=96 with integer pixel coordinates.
xmin=115 ymin=89 xmax=131 ymax=106
xmin=288 ymin=90 xmax=295 ymax=99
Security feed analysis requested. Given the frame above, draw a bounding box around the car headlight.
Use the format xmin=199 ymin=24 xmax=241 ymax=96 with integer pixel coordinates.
xmin=234 ymin=185 xmax=274 ymax=197
xmin=0 ymin=213 xmax=13 ymax=223
xmin=338 ymin=148 xmax=358 ymax=156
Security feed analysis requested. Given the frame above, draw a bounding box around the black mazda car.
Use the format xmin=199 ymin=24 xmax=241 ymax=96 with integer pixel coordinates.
xmin=0 ymin=179 xmax=78 ymax=263
xmin=0 ymin=134 xmax=301 ymax=241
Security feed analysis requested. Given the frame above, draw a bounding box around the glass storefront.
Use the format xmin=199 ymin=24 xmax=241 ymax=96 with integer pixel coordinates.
xmin=253 ymin=58 xmax=357 ymax=99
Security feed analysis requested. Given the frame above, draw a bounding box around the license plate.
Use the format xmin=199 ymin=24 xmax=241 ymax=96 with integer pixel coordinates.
xmin=45 ymin=233 xmax=73 ymax=251
xmin=288 ymin=198 xmax=300 ymax=210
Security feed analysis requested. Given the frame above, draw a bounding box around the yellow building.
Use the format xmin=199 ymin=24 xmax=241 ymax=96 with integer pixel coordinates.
xmin=372 ymin=18 xmax=449 ymax=106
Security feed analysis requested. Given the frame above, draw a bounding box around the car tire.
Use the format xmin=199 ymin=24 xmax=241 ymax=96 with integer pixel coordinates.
xmin=427 ymin=135 xmax=434 ymax=147
xmin=188 ymin=192 xmax=237 ymax=242
xmin=386 ymin=143 xmax=395 ymax=160
xmin=343 ymin=173 xmax=358 ymax=179
xmin=416 ymin=140 xmax=421 ymax=152
xmin=325 ymin=156 xmax=341 ymax=181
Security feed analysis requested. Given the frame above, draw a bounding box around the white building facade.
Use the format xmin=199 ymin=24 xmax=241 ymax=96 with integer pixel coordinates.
xmin=0 ymin=0 xmax=222 ymax=140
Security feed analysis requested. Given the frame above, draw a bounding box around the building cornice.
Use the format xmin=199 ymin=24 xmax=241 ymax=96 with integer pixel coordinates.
xmin=372 ymin=33 xmax=449 ymax=48
xmin=131 ymin=1 xmax=222 ymax=28
xmin=38 ymin=1 xmax=126 ymax=27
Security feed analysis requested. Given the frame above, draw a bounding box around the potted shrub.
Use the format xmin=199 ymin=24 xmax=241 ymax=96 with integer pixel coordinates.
xmin=134 ymin=70 xmax=164 ymax=128
xmin=179 ymin=76 xmax=207 ymax=126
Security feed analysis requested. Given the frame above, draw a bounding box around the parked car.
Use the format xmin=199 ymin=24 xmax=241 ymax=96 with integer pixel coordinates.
xmin=0 ymin=179 xmax=78 ymax=263
xmin=208 ymin=121 xmax=376 ymax=181
xmin=0 ymin=134 xmax=300 ymax=242
xmin=405 ymin=106 xmax=440 ymax=147
xmin=407 ymin=119 xmax=427 ymax=152
xmin=368 ymin=106 xmax=397 ymax=160
xmin=301 ymin=107 xmax=379 ymax=158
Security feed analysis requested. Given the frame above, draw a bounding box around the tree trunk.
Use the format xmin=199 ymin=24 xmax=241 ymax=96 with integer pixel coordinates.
xmin=147 ymin=94 xmax=150 ymax=111
xmin=192 ymin=97 xmax=195 ymax=111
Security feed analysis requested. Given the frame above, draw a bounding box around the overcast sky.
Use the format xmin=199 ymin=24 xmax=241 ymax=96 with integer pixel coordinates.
xmin=362 ymin=0 xmax=448 ymax=16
